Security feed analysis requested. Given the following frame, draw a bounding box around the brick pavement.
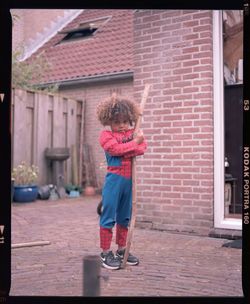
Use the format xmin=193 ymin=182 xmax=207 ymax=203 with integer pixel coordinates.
xmin=10 ymin=195 xmax=243 ymax=297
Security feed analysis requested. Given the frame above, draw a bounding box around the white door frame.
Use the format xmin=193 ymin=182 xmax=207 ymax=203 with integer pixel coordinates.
xmin=213 ymin=10 xmax=242 ymax=230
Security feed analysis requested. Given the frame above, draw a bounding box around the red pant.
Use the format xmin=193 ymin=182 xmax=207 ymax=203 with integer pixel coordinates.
xmin=100 ymin=224 xmax=128 ymax=251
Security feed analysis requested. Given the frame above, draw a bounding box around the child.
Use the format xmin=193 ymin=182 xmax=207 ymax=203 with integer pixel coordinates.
xmin=96 ymin=94 xmax=147 ymax=270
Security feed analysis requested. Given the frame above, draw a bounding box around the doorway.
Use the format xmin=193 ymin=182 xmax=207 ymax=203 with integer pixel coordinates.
xmin=223 ymin=10 xmax=243 ymax=218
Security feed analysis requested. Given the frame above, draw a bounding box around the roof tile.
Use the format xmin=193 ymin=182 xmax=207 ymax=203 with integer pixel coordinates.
xmin=29 ymin=9 xmax=134 ymax=84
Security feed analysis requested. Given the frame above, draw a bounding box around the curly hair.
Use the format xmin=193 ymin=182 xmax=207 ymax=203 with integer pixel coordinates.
xmin=96 ymin=93 xmax=141 ymax=126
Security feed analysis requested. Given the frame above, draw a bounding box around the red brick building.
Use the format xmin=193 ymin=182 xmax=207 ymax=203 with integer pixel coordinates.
xmin=12 ymin=9 xmax=243 ymax=237
xmin=132 ymin=10 xmax=243 ymax=237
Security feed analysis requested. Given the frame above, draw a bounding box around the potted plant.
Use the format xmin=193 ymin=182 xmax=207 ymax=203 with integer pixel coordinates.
xmin=65 ymin=183 xmax=83 ymax=198
xmin=11 ymin=161 xmax=39 ymax=202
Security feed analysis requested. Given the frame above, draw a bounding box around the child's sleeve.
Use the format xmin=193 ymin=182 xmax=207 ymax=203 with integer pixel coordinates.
xmin=123 ymin=141 xmax=147 ymax=158
xmin=99 ymin=131 xmax=140 ymax=156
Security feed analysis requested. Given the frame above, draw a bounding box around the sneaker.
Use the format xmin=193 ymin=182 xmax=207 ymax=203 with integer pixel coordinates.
xmin=116 ymin=249 xmax=139 ymax=266
xmin=100 ymin=251 xmax=121 ymax=270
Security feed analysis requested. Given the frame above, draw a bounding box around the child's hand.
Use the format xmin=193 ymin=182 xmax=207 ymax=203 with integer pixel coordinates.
xmin=133 ymin=129 xmax=144 ymax=144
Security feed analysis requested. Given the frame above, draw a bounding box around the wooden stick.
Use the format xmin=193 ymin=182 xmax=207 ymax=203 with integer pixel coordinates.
xmin=12 ymin=241 xmax=51 ymax=249
xmin=71 ymin=144 xmax=78 ymax=185
xmin=83 ymin=144 xmax=91 ymax=185
xmin=121 ymin=84 xmax=150 ymax=268
xmin=88 ymin=145 xmax=98 ymax=188
xmin=79 ymin=100 xmax=85 ymax=185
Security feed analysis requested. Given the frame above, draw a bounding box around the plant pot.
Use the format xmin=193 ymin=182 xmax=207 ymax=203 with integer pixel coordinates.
xmin=84 ymin=186 xmax=95 ymax=196
xmin=13 ymin=184 xmax=38 ymax=203
xmin=69 ymin=190 xmax=80 ymax=198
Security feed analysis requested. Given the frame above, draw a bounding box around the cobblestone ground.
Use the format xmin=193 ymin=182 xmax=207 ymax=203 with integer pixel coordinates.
xmin=10 ymin=195 xmax=243 ymax=297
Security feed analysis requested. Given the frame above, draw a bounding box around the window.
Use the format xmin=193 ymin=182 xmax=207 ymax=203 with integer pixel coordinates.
xmin=223 ymin=10 xmax=243 ymax=85
xmin=57 ymin=16 xmax=110 ymax=44
xmin=59 ymin=24 xmax=98 ymax=42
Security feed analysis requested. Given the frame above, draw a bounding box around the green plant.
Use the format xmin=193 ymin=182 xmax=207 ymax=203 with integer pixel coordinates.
xmin=65 ymin=183 xmax=83 ymax=194
xmin=12 ymin=161 xmax=39 ymax=185
xmin=12 ymin=47 xmax=58 ymax=93
xmin=11 ymin=12 xmax=58 ymax=93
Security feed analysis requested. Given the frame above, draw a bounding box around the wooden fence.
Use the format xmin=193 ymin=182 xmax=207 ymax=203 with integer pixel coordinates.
xmin=11 ymin=88 xmax=85 ymax=186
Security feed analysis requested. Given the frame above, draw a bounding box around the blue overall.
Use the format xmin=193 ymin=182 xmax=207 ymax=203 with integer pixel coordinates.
xmin=100 ymin=171 xmax=132 ymax=228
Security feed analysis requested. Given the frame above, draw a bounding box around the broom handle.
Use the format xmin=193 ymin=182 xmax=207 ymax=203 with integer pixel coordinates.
xmin=121 ymin=84 xmax=150 ymax=268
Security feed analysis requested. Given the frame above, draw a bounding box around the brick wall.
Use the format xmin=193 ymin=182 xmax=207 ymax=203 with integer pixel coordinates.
xmin=133 ymin=10 xmax=214 ymax=235
xmin=60 ymin=79 xmax=134 ymax=188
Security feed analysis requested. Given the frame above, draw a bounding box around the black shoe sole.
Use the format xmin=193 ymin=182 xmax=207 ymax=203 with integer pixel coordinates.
xmin=116 ymin=253 xmax=139 ymax=266
xmin=126 ymin=261 xmax=139 ymax=266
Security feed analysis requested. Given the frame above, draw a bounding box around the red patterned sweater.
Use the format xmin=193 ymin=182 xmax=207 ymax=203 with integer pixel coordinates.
xmin=99 ymin=129 xmax=147 ymax=178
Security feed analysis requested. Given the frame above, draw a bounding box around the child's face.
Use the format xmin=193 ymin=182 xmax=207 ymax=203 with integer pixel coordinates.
xmin=111 ymin=119 xmax=130 ymax=132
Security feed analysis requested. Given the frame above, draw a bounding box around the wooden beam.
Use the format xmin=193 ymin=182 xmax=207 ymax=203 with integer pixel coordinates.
xmin=12 ymin=241 xmax=51 ymax=249
xmin=121 ymin=84 xmax=150 ymax=268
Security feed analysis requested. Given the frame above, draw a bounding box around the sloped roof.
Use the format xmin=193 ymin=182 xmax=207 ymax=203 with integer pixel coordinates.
xmin=30 ymin=9 xmax=134 ymax=84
